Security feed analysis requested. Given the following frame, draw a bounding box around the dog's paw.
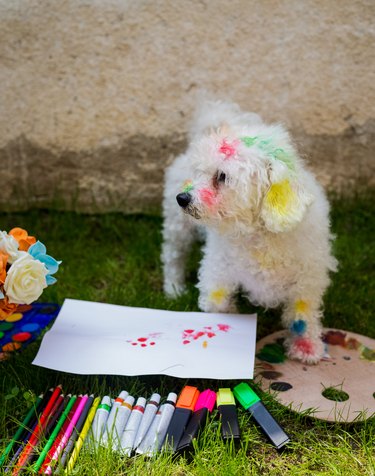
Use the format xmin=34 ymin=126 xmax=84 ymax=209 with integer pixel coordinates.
xmin=198 ymin=297 xmax=237 ymax=314
xmin=286 ymin=336 xmax=324 ymax=365
xmin=164 ymin=282 xmax=186 ymax=299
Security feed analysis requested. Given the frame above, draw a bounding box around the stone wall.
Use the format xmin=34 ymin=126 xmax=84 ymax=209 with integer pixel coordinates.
xmin=1 ymin=0 xmax=374 ymax=212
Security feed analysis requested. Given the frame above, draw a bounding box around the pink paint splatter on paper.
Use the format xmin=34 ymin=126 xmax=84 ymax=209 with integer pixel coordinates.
xmin=126 ymin=332 xmax=162 ymax=347
xmin=182 ymin=323 xmax=232 ymax=347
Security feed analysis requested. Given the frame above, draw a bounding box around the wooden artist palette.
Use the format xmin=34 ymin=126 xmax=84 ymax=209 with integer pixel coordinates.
xmin=254 ymin=329 xmax=375 ymax=422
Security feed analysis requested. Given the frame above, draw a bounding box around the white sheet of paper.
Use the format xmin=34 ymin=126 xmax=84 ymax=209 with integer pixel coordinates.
xmin=33 ymin=299 xmax=257 ymax=379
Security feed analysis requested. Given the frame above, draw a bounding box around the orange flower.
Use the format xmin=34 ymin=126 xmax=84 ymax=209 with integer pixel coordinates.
xmin=0 ymin=251 xmax=7 ymax=284
xmin=0 ymin=296 xmax=19 ymax=320
xmin=9 ymin=227 xmax=36 ymax=252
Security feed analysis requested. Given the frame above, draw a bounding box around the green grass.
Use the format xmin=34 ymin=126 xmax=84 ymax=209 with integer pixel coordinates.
xmin=0 ymin=190 xmax=374 ymax=475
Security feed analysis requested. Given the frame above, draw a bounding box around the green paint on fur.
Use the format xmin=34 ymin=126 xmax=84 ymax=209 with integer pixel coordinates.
xmin=182 ymin=181 xmax=194 ymax=193
xmin=273 ymin=148 xmax=296 ymax=171
xmin=240 ymin=136 xmax=258 ymax=147
xmin=240 ymin=137 xmax=296 ymax=171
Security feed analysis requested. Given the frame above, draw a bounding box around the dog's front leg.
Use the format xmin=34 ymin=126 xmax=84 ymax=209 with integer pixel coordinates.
xmin=161 ymin=216 xmax=195 ymax=298
xmin=282 ymin=297 xmax=325 ymax=364
xmin=197 ymin=238 xmax=238 ymax=313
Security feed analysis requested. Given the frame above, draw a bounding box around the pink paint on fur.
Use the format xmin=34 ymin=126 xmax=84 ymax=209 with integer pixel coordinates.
xmin=219 ymin=139 xmax=238 ymax=159
xmin=294 ymin=337 xmax=315 ymax=355
xmin=199 ymin=187 xmax=217 ymax=206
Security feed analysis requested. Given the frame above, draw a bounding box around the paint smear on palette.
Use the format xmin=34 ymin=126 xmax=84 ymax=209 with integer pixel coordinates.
xmin=182 ymin=323 xmax=231 ymax=348
xmin=126 ymin=332 xmax=163 ymax=347
xmin=256 ymin=339 xmax=286 ymax=363
xmin=323 ymin=330 xmax=375 ymax=362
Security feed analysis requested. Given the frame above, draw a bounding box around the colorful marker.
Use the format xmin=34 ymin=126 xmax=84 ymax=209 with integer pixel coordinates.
xmin=102 ymin=390 xmax=128 ymax=446
xmin=233 ymin=382 xmax=290 ymax=450
xmin=57 ymin=395 xmax=94 ymax=471
xmin=32 ymin=395 xmax=76 ymax=473
xmin=89 ymin=395 xmax=111 ymax=448
xmin=0 ymin=394 xmax=43 ymax=468
xmin=111 ymin=395 xmax=135 ymax=450
xmin=164 ymin=386 xmax=200 ymax=452
xmin=217 ymin=388 xmax=240 ymax=442
xmin=119 ymin=397 xmax=146 ymax=456
xmin=177 ymin=389 xmax=216 ymax=453
xmin=44 ymin=394 xmax=89 ymax=474
xmin=65 ymin=396 xmax=100 ymax=473
xmin=133 ymin=393 xmax=161 ymax=449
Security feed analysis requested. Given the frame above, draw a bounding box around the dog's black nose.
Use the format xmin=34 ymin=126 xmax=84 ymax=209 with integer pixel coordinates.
xmin=176 ymin=192 xmax=192 ymax=208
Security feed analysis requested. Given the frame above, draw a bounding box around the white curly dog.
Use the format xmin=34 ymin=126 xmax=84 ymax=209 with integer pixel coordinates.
xmin=161 ymin=100 xmax=337 ymax=364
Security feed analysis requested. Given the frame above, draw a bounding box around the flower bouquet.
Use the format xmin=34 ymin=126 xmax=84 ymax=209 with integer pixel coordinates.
xmin=0 ymin=228 xmax=60 ymax=320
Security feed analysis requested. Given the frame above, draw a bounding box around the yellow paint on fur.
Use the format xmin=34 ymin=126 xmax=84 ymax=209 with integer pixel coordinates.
xmin=265 ymin=179 xmax=295 ymax=215
xmin=209 ymin=288 xmax=227 ymax=305
xmin=203 ymin=340 xmax=208 ymax=348
xmin=295 ymin=300 xmax=309 ymax=314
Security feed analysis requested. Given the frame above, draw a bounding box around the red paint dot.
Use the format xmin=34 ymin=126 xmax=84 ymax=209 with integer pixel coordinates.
xmin=183 ymin=340 xmax=190 ymax=345
xmin=194 ymin=331 xmax=205 ymax=340
xmin=141 ymin=343 xmax=147 ymax=347
xmin=207 ymin=332 xmax=216 ymax=338
xmin=12 ymin=332 xmax=31 ymax=342
xmin=150 ymin=342 xmax=155 ymax=345
xmin=138 ymin=337 xmax=148 ymax=342
xmin=184 ymin=329 xmax=194 ymax=334
xmin=132 ymin=342 xmax=138 ymax=346
xmin=204 ymin=326 xmax=212 ymax=330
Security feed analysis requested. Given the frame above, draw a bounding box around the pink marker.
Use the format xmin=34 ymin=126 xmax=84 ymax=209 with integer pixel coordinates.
xmin=44 ymin=394 xmax=89 ymax=474
xmin=176 ymin=389 xmax=216 ymax=453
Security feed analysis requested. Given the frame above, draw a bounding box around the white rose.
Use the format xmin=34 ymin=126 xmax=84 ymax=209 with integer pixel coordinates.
xmin=0 ymin=231 xmax=20 ymax=264
xmin=4 ymin=252 xmax=48 ymax=304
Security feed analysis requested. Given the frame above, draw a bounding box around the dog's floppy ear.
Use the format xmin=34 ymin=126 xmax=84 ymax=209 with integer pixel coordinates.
xmin=258 ymin=139 xmax=314 ymax=233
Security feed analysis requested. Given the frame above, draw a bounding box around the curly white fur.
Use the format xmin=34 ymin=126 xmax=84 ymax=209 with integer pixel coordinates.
xmin=161 ymin=100 xmax=337 ymax=364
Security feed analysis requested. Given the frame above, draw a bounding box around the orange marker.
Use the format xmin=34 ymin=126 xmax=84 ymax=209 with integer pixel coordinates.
xmin=163 ymin=386 xmax=200 ymax=452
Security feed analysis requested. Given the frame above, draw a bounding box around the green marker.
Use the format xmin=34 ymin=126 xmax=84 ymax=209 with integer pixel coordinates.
xmin=33 ymin=394 xmax=77 ymax=472
xmin=0 ymin=394 xmax=44 ymax=467
xmin=233 ymin=382 xmax=290 ymax=450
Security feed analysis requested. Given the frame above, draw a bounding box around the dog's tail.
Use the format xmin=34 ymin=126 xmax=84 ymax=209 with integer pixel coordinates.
xmin=188 ymin=93 xmax=261 ymax=139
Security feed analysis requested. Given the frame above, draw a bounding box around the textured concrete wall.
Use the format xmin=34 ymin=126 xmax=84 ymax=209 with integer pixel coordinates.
xmin=1 ymin=0 xmax=374 ymax=212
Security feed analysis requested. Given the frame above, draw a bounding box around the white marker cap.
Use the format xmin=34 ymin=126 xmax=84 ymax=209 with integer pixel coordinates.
xmin=135 ymin=397 xmax=147 ymax=408
xmin=166 ymin=393 xmax=178 ymax=404
xmin=149 ymin=393 xmax=161 ymax=404
xmin=122 ymin=395 xmax=135 ymax=407
xmin=101 ymin=396 xmax=112 ymax=407
xmin=117 ymin=390 xmax=129 ymax=400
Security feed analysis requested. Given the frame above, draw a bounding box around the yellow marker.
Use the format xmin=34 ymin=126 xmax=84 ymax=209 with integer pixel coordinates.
xmin=65 ymin=396 xmax=100 ymax=474
xmin=209 ymin=288 xmax=227 ymax=305
xmin=295 ymin=300 xmax=309 ymax=314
